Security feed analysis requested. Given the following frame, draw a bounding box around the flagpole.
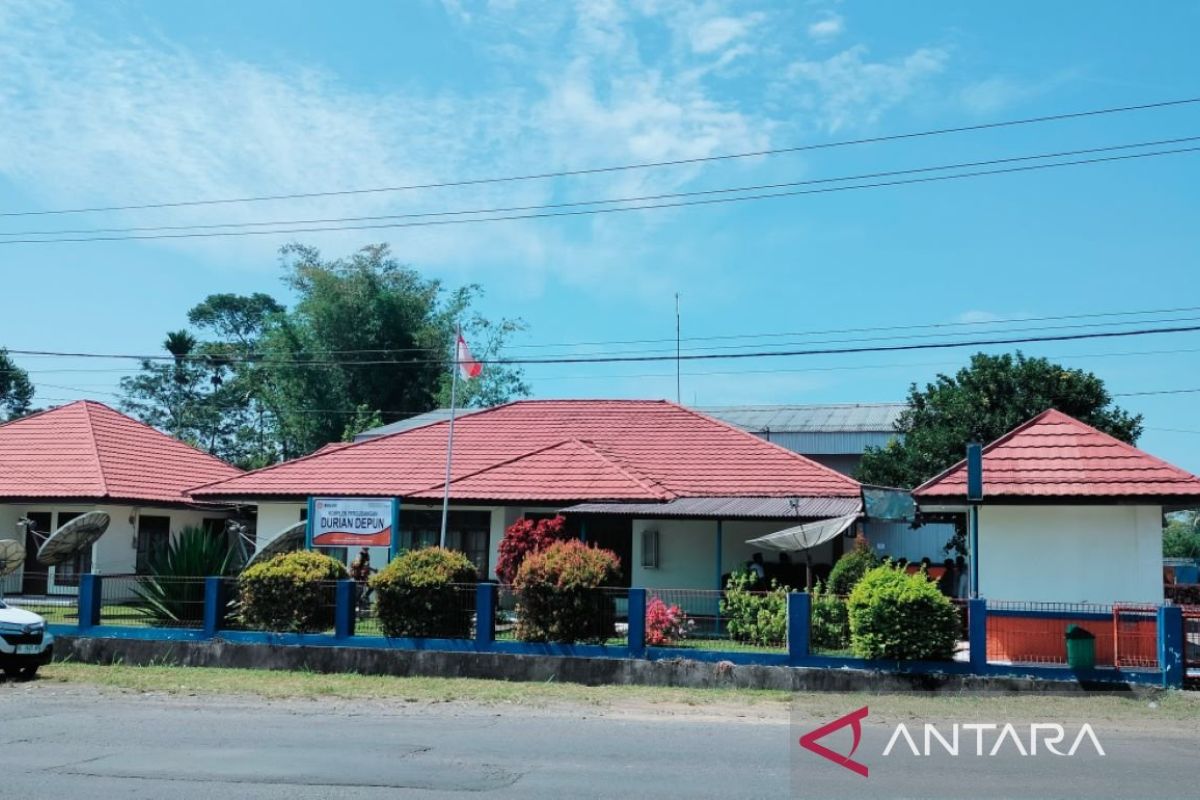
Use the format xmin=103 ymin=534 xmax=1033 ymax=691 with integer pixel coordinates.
xmin=439 ymin=328 xmax=460 ymax=549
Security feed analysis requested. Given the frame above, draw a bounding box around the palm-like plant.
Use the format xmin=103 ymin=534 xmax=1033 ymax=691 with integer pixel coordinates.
xmin=133 ymin=526 xmax=233 ymax=625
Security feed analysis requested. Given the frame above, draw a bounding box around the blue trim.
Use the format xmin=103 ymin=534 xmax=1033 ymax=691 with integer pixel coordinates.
xmin=648 ymin=646 xmax=790 ymax=666
xmin=78 ymin=574 xmax=101 ymax=629
xmin=305 ymin=497 xmax=315 ymax=550
xmin=202 ymin=576 xmax=226 ymax=637
xmin=968 ymin=598 xmax=987 ymax=671
xmin=491 ymin=640 xmax=630 ymax=659
xmin=390 ymin=498 xmax=401 ymax=561
xmin=1158 ymin=605 xmax=1184 ymax=689
xmin=627 ymin=588 xmax=646 ymax=659
xmin=475 ymin=583 xmax=495 ymax=645
xmin=334 ymin=580 xmax=357 ymax=639
xmin=787 ymin=592 xmax=810 ymax=663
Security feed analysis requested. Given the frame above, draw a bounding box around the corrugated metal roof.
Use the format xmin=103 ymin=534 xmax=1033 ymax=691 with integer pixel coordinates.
xmin=697 ymin=403 xmax=906 ymax=434
xmin=561 ymin=496 xmax=862 ymax=520
xmin=353 ymin=408 xmax=487 ymax=441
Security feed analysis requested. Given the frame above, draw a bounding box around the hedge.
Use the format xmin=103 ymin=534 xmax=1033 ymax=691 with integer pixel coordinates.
xmin=846 ymin=564 xmax=960 ymax=660
xmin=237 ymin=550 xmax=347 ymax=633
xmin=371 ymin=547 xmax=479 ymax=639
xmin=513 ymin=540 xmax=621 ymax=643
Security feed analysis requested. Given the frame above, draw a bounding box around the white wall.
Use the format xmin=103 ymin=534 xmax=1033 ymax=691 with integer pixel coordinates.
xmin=979 ymin=505 xmax=1163 ymax=604
xmin=630 ymin=518 xmax=840 ymax=592
xmin=0 ymin=502 xmax=229 ymax=594
xmin=864 ymin=520 xmax=958 ymax=563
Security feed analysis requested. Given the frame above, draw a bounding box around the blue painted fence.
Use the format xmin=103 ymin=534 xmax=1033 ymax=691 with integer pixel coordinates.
xmin=52 ymin=575 xmax=1183 ymax=688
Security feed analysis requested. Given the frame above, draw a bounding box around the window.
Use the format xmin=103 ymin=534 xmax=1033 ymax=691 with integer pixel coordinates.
xmin=641 ymin=529 xmax=659 ymax=569
xmin=52 ymin=511 xmax=92 ymax=586
xmin=401 ymin=509 xmax=491 ymax=578
xmin=136 ymin=515 xmax=171 ymax=574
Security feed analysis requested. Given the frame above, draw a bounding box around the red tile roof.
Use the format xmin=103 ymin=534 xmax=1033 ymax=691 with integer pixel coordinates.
xmin=914 ymin=409 xmax=1200 ymax=499
xmin=0 ymin=401 xmax=242 ymax=504
xmin=191 ymin=399 xmax=861 ymax=502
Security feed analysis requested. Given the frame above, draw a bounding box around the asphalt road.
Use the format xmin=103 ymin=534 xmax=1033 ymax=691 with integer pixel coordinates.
xmin=0 ymin=682 xmax=1195 ymax=799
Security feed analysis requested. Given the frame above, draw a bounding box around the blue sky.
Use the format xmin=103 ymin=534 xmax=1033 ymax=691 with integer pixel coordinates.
xmin=1 ymin=1 xmax=1198 ymax=471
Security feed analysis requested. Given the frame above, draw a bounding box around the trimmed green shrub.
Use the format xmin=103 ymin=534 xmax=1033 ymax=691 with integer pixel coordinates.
xmin=809 ymin=580 xmax=850 ymax=651
xmin=721 ymin=570 xmax=787 ymax=647
xmin=238 ymin=550 xmax=347 ymax=633
xmin=371 ymin=547 xmax=479 ymax=638
xmin=133 ymin=526 xmax=234 ymax=626
xmin=826 ymin=535 xmax=880 ymax=596
xmin=513 ymin=540 xmax=621 ymax=643
xmin=846 ymin=564 xmax=959 ymax=660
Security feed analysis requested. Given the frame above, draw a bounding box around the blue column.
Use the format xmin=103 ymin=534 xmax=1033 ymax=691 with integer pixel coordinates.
xmin=1158 ymin=605 xmax=1184 ymax=689
xmin=202 ymin=576 xmax=227 ymax=637
xmin=78 ymin=574 xmax=102 ymax=630
xmin=787 ymin=591 xmax=811 ymax=664
xmin=334 ymin=579 xmax=357 ymax=639
xmin=476 ymin=582 xmax=496 ymax=645
xmin=968 ymin=598 xmax=988 ymax=672
xmin=627 ymin=588 xmax=647 ymax=659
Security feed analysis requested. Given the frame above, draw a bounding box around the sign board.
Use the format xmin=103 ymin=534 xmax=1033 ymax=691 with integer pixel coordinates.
xmin=309 ymin=498 xmax=395 ymax=547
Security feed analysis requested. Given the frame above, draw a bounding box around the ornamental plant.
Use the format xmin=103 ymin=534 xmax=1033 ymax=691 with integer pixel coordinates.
xmin=133 ymin=526 xmax=234 ymax=626
xmin=495 ymin=515 xmax=571 ymax=584
xmin=846 ymin=564 xmax=960 ymax=661
xmin=721 ymin=570 xmax=787 ymax=647
xmin=512 ymin=539 xmax=621 ymax=643
xmin=645 ymin=596 xmax=691 ymax=646
xmin=371 ymin=547 xmax=480 ymax=639
xmin=826 ymin=535 xmax=880 ymax=596
xmin=238 ymin=550 xmax=347 ymax=633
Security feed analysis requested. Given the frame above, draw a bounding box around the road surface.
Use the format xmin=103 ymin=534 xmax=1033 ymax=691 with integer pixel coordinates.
xmin=0 ymin=681 xmax=1194 ymax=798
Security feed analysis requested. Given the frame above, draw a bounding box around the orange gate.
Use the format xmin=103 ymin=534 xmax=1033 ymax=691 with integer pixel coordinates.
xmin=1112 ymin=604 xmax=1159 ymax=669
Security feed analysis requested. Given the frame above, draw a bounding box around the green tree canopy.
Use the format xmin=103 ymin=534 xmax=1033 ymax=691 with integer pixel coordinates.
xmin=856 ymin=352 xmax=1142 ymax=489
xmin=0 ymin=348 xmax=34 ymax=420
xmin=119 ymin=243 xmax=529 ymax=465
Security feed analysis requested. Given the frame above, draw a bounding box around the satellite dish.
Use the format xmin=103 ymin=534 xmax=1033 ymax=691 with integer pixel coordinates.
xmin=244 ymin=521 xmax=306 ymax=568
xmin=0 ymin=539 xmax=25 ymax=578
xmin=37 ymin=511 xmax=110 ymax=566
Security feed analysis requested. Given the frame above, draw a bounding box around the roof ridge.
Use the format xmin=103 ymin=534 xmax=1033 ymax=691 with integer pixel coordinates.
xmin=79 ymin=401 xmax=111 ymax=497
xmin=665 ymin=400 xmax=861 ymax=495
xmin=577 ymin=438 xmax=675 ymax=500
xmin=1038 ymin=409 xmax=1200 ymax=483
xmin=0 ymin=399 xmax=90 ymax=432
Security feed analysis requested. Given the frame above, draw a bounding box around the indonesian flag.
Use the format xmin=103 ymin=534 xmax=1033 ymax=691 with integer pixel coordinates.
xmin=456 ymin=329 xmax=482 ymax=380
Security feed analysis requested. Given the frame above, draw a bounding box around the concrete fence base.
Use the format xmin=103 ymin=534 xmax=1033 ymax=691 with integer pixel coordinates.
xmin=55 ymin=635 xmax=1152 ymax=696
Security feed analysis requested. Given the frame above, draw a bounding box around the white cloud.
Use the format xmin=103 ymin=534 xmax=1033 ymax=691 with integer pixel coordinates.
xmin=807 ymin=14 xmax=844 ymax=41
xmin=785 ymin=45 xmax=949 ymax=131
xmin=689 ymin=13 xmax=764 ymax=55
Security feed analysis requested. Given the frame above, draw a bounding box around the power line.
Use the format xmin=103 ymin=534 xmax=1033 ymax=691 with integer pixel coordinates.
xmin=6 ymin=135 xmax=1195 ymax=239
xmin=1114 ymin=387 xmax=1200 ymax=397
xmin=8 ymin=314 xmax=1200 ymax=367
xmin=3 ymin=144 xmax=1197 ymax=245
xmin=7 ymin=323 xmax=1200 ymax=372
xmin=4 ymin=96 xmax=1197 ymax=219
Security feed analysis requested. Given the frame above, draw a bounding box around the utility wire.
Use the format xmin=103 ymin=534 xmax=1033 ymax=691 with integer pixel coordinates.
xmin=8 ymin=315 xmax=1200 ymax=367
xmin=3 ymin=96 xmax=1197 ymax=219
xmin=6 ymin=135 xmax=1195 ymax=238
xmin=7 ymin=323 xmax=1200 ymax=370
xmin=2 ymin=144 xmax=1197 ymax=245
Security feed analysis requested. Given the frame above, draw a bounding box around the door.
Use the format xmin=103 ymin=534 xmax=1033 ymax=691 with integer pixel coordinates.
xmin=584 ymin=517 xmax=633 ymax=588
xmin=21 ymin=512 xmax=52 ymax=595
xmin=136 ymin=515 xmax=171 ymax=574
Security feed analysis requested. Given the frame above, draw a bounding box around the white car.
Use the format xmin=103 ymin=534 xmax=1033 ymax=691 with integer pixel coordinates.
xmin=0 ymin=599 xmax=54 ymax=680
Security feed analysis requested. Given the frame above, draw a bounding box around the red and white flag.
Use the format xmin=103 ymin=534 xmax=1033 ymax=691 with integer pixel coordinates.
xmin=455 ymin=329 xmax=482 ymax=380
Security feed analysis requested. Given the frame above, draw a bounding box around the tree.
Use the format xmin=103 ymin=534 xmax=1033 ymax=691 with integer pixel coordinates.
xmin=857 ymin=352 xmax=1142 ymax=489
xmin=118 ymin=243 xmax=530 ymax=463
xmin=1164 ymin=512 xmax=1200 ymax=559
xmin=256 ymin=243 xmax=529 ymax=455
xmin=0 ymin=349 xmax=34 ymax=420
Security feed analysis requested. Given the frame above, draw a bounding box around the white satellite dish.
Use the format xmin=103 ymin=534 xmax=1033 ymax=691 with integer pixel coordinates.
xmin=36 ymin=511 xmax=110 ymax=566
xmin=244 ymin=521 xmax=307 ymax=569
xmin=0 ymin=539 xmax=25 ymax=578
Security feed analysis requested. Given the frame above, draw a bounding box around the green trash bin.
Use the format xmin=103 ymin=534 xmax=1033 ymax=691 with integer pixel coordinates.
xmin=1065 ymin=624 xmax=1096 ymax=669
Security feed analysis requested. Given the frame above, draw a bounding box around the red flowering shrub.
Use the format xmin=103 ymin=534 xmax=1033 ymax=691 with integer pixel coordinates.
xmin=495 ymin=514 xmax=571 ymax=584
xmin=512 ymin=539 xmax=622 ymax=643
xmin=645 ymin=596 xmax=690 ymax=646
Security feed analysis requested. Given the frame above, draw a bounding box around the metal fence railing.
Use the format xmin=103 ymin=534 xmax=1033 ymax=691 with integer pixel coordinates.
xmin=355 ymin=582 xmax=478 ymax=640
xmin=647 ymin=588 xmax=786 ymax=653
xmin=1183 ymin=606 xmax=1200 ymax=678
xmin=494 ymin=585 xmax=629 ymax=646
xmin=1 ymin=573 xmax=80 ymax=625
xmin=100 ymin=575 xmax=208 ymax=629
xmin=985 ymin=600 xmax=1159 ymax=668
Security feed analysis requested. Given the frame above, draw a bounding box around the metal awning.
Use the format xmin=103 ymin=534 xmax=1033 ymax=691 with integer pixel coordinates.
xmin=745 ymin=512 xmax=860 ymax=552
xmin=559 ymin=496 xmax=862 ymax=520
